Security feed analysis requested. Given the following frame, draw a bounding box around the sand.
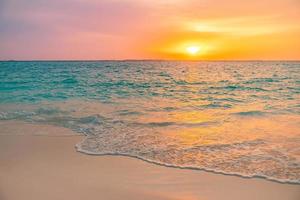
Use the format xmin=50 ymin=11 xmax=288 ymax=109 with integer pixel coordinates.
xmin=0 ymin=121 xmax=299 ymax=200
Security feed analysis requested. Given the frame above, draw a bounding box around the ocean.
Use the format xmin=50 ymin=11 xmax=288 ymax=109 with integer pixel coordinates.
xmin=0 ymin=61 xmax=299 ymax=183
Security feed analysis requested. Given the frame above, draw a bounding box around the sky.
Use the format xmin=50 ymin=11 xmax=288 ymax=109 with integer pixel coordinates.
xmin=0 ymin=0 xmax=300 ymax=60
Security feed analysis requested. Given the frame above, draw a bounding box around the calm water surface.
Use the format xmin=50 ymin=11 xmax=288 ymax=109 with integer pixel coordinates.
xmin=0 ymin=61 xmax=299 ymax=183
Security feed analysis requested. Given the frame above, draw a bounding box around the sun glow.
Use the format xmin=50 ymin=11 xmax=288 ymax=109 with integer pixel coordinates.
xmin=186 ymin=46 xmax=201 ymax=55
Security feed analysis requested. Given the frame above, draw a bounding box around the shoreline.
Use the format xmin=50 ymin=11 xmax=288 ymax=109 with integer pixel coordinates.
xmin=1 ymin=120 xmax=299 ymax=200
xmin=76 ymin=150 xmax=300 ymax=186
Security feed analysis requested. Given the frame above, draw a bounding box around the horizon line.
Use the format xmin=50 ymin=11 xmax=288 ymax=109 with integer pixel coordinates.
xmin=1 ymin=59 xmax=300 ymax=62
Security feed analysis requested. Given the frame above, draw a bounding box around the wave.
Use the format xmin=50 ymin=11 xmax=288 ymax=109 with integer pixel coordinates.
xmin=232 ymin=110 xmax=267 ymax=117
xmin=1 ymin=104 xmax=300 ymax=185
xmin=75 ymin=139 xmax=300 ymax=185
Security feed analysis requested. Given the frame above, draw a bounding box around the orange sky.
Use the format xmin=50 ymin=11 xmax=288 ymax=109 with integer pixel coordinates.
xmin=0 ymin=0 xmax=299 ymax=60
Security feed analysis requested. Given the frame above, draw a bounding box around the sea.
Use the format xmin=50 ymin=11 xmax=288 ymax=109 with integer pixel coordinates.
xmin=0 ymin=61 xmax=299 ymax=184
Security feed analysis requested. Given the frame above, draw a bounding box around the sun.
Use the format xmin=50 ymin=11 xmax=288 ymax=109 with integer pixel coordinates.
xmin=186 ymin=46 xmax=201 ymax=55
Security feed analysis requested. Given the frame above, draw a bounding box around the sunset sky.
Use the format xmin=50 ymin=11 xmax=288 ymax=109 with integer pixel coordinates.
xmin=0 ymin=0 xmax=299 ymax=60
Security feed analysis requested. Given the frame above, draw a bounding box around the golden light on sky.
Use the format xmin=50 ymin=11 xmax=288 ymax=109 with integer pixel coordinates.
xmin=0 ymin=0 xmax=299 ymax=60
xmin=186 ymin=46 xmax=201 ymax=55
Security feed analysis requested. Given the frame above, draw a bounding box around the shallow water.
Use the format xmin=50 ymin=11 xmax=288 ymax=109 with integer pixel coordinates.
xmin=0 ymin=61 xmax=299 ymax=183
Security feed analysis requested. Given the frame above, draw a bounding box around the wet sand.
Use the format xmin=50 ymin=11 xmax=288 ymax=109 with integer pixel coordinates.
xmin=0 ymin=121 xmax=299 ymax=200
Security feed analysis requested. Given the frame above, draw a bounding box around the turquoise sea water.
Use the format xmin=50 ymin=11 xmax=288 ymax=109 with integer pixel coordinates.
xmin=0 ymin=61 xmax=299 ymax=183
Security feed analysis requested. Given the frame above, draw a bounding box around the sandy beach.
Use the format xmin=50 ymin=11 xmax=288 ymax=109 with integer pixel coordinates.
xmin=0 ymin=120 xmax=299 ymax=200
